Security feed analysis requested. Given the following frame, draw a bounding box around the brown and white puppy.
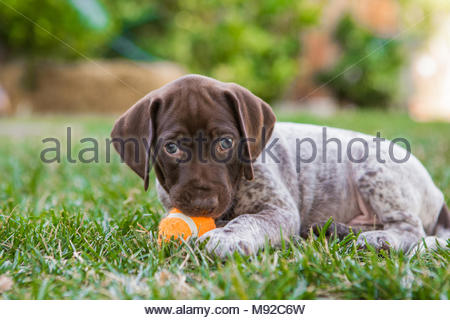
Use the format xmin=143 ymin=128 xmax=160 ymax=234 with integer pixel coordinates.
xmin=111 ymin=74 xmax=449 ymax=257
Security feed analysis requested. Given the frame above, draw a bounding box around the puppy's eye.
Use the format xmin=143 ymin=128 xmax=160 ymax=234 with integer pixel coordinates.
xmin=165 ymin=142 xmax=179 ymax=154
xmin=219 ymin=137 xmax=233 ymax=150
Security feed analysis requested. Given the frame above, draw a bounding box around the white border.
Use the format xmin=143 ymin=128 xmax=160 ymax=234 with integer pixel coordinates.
xmin=0 ymin=300 xmax=447 ymax=320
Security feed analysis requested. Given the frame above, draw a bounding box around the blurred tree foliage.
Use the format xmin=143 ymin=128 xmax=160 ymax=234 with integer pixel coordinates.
xmin=316 ymin=16 xmax=406 ymax=108
xmin=0 ymin=0 xmax=320 ymax=101
xmin=106 ymin=0 xmax=321 ymax=101
xmin=0 ymin=0 xmax=443 ymax=105
xmin=0 ymin=0 xmax=114 ymax=59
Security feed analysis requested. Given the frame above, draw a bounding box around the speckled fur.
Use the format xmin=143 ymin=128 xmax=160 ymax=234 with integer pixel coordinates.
xmin=157 ymin=122 xmax=447 ymax=257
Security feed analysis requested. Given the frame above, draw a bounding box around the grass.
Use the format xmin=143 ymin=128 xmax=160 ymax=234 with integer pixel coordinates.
xmin=0 ymin=109 xmax=449 ymax=299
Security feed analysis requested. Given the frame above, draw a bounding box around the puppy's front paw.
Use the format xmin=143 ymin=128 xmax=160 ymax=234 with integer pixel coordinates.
xmin=197 ymin=228 xmax=257 ymax=258
xmin=356 ymin=230 xmax=397 ymax=251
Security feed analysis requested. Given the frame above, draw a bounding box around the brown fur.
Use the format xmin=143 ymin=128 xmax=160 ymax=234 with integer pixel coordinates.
xmin=111 ymin=74 xmax=275 ymax=218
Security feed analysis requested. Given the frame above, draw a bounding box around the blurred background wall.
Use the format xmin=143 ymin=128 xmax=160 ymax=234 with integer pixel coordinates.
xmin=0 ymin=0 xmax=449 ymax=121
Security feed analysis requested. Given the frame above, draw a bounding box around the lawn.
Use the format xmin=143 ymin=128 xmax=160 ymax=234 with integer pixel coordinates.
xmin=0 ymin=110 xmax=449 ymax=299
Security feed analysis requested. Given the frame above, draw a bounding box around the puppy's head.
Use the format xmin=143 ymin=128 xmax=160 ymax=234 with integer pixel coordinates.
xmin=111 ymin=75 xmax=275 ymax=218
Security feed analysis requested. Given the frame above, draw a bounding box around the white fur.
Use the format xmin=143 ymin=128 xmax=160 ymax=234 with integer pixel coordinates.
xmin=158 ymin=122 xmax=447 ymax=257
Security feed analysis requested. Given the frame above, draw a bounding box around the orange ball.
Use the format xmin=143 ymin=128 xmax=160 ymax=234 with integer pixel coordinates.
xmin=158 ymin=208 xmax=216 ymax=244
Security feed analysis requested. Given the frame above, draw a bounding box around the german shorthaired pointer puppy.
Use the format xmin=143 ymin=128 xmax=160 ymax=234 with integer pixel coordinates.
xmin=111 ymin=74 xmax=449 ymax=258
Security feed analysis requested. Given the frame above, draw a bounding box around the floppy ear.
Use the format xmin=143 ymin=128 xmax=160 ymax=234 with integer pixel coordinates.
xmin=224 ymin=84 xmax=276 ymax=180
xmin=110 ymin=95 xmax=161 ymax=191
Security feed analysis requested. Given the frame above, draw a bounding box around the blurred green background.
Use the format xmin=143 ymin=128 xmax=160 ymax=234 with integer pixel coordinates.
xmin=1 ymin=0 xmax=449 ymax=109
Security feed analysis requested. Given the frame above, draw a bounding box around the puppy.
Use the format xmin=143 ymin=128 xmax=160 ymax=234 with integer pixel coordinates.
xmin=111 ymin=74 xmax=449 ymax=257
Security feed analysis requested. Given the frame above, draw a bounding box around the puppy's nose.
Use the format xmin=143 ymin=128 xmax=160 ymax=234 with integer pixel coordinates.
xmin=190 ymin=184 xmax=213 ymax=195
xmin=182 ymin=187 xmax=218 ymax=216
xmin=187 ymin=178 xmax=210 ymax=188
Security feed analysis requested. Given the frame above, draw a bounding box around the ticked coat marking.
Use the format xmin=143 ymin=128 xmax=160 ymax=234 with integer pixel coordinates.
xmin=157 ymin=122 xmax=447 ymax=256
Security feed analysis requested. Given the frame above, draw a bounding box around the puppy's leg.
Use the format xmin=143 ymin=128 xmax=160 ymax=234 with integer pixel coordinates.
xmin=199 ymin=205 xmax=299 ymax=258
xmin=354 ymin=165 xmax=426 ymax=252
xmin=356 ymin=212 xmax=425 ymax=251
xmin=199 ymin=165 xmax=300 ymax=258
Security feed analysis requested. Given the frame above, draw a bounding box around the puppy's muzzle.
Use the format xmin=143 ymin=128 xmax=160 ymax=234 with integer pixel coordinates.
xmin=172 ymin=186 xmax=219 ymax=216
